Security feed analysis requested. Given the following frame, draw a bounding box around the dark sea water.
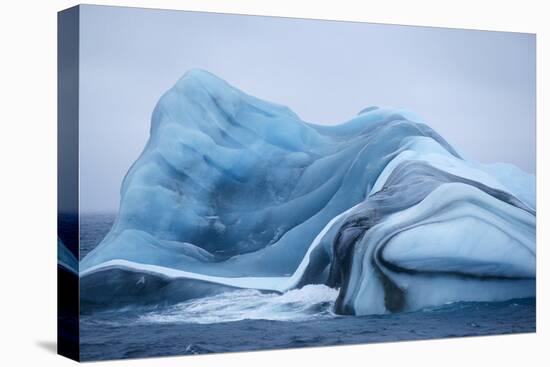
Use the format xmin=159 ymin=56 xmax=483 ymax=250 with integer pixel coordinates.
xmin=80 ymin=213 xmax=116 ymax=258
xmin=79 ymin=214 xmax=536 ymax=362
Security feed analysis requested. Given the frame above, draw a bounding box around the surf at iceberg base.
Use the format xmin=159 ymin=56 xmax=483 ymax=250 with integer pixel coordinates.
xmin=79 ymin=69 xmax=535 ymax=317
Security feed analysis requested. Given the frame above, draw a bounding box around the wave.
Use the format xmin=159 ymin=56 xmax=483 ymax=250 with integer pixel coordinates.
xmin=139 ymin=285 xmax=339 ymax=324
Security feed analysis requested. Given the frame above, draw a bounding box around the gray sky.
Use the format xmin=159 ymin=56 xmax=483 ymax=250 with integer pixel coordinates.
xmin=79 ymin=5 xmax=535 ymax=213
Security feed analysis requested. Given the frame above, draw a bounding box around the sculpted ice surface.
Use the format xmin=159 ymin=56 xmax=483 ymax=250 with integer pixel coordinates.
xmin=78 ymin=69 xmax=535 ymax=315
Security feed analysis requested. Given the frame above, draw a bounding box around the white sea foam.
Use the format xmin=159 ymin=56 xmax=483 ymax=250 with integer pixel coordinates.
xmin=139 ymin=284 xmax=339 ymax=324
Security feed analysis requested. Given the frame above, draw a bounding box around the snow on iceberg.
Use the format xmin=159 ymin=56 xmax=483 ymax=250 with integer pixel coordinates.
xmin=80 ymin=69 xmax=535 ymax=315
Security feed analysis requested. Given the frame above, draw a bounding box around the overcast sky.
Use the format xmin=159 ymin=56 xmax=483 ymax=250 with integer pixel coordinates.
xmin=79 ymin=5 xmax=535 ymax=213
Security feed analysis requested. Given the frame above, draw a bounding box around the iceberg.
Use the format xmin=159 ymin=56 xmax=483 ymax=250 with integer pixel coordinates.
xmin=80 ymin=69 xmax=535 ymax=315
xmin=58 ymin=237 xmax=78 ymax=274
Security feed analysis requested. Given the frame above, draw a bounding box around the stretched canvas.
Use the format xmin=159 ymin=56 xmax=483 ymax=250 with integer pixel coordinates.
xmin=57 ymin=4 xmax=536 ymax=362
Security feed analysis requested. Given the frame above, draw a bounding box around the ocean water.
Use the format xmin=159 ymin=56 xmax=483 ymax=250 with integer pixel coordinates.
xmin=79 ymin=214 xmax=536 ymax=361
